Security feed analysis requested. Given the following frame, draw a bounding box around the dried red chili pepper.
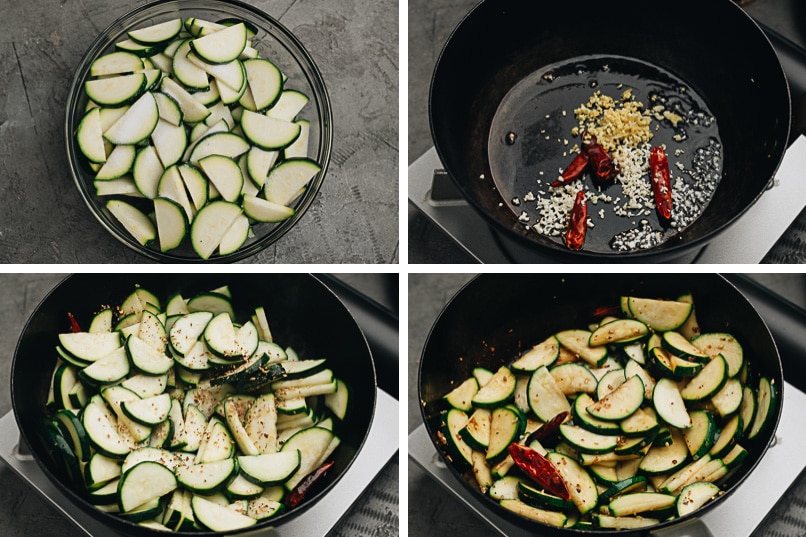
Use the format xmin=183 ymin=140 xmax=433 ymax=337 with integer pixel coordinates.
xmin=565 ymin=190 xmax=588 ymax=251
xmin=592 ymin=305 xmax=621 ymax=318
xmin=650 ymin=146 xmax=673 ymax=220
xmin=525 ymin=410 xmax=569 ymax=445
xmin=67 ymin=312 xmax=81 ymax=333
xmin=508 ymin=443 xmax=570 ymax=500
xmin=551 ymin=151 xmax=589 ymax=187
xmin=286 ymin=460 xmax=335 ymax=508
xmin=582 ymin=132 xmax=620 ymax=182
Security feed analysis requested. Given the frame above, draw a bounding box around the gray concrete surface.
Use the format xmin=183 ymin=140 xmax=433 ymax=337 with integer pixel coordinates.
xmin=0 ymin=274 xmax=398 ymax=536
xmin=0 ymin=0 xmax=398 ymax=264
xmin=408 ymin=273 xmax=806 ymax=536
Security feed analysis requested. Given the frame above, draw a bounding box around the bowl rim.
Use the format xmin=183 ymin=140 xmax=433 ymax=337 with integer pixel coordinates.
xmin=64 ymin=0 xmax=334 ymax=263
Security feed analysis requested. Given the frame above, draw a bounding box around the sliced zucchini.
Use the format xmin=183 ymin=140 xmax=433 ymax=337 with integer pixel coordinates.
xmin=572 ymin=393 xmax=621 ymax=435
xmin=598 ymin=476 xmax=648 ymax=505
xmin=119 ymin=460 xmax=177 ymax=512
xmin=106 ymin=199 xmax=156 ymax=246
xmin=662 ymin=331 xmax=709 ymax=362
xmin=96 ymin=144 xmax=136 ymax=180
xmin=243 ymin=58 xmax=282 ymax=111
xmin=240 ymin=110 xmax=300 ymax=151
xmin=682 ymin=411 xmax=716 ymax=460
xmin=710 ymin=378 xmax=743 ymax=417
xmin=459 ymin=408 xmax=491 ymax=451
xmin=676 ymin=482 xmax=720 ymax=517
xmin=77 ymin=108 xmax=107 ymax=163
xmin=126 ymin=334 xmax=174 ymax=375
xmin=151 ymin=119 xmax=188 ymax=168
xmin=238 ymin=451 xmax=300 ymax=486
xmin=190 ymin=200 xmax=243 ymax=260
xmin=58 ymin=332 xmax=122 ymax=362
xmin=52 ymin=409 xmax=92 ymax=463
xmin=555 ymin=329 xmax=608 ymax=367
xmin=486 ymin=406 xmax=524 ymax=464
xmin=128 ymin=18 xmax=183 ymax=45
xmin=160 ymin=77 xmax=211 ymax=123
xmin=120 ymin=393 xmax=172 ymax=426
xmin=559 ymin=424 xmax=620 ymax=454
xmin=692 ymin=333 xmax=744 ymax=378
xmin=263 ymin=158 xmax=321 ymax=206
xmin=622 ymin=297 xmax=692 ymax=332
xmin=549 ymin=363 xmax=597 ymax=395
xmin=679 ymin=354 xmax=728 ymax=401
xmin=104 ymin=91 xmax=159 ymax=145
xmin=527 ymin=366 xmax=571 ymax=422
xmin=90 ymin=51 xmax=144 ymax=77
xmin=609 ymin=492 xmax=676 ymax=517
xmin=85 ymin=73 xmax=146 ymax=107
xmin=198 ymin=154 xmax=243 ymax=202
xmin=266 ymin=89 xmax=309 ymax=121
xmin=79 ymin=346 xmax=130 ymax=385
xmin=153 ymin=196 xmax=188 ymax=252
xmin=471 ymin=366 xmax=515 ymax=409
xmin=748 ymin=377 xmax=777 ymax=440
xmin=499 ymin=499 xmax=567 ymax=527
xmin=639 ymin=428 xmax=689 ymax=475
xmin=589 ymin=319 xmax=649 ymax=346
xmin=653 ymin=377 xmax=692 ymax=429
xmin=242 ymin=194 xmax=294 ymax=223
xmin=175 ymin=458 xmax=238 ymax=493
xmin=190 ymin=23 xmax=247 ymax=64
xmin=510 ymin=336 xmax=559 ymax=373
xmin=281 ymin=426 xmax=337 ymax=490
xmin=546 ymin=451 xmax=598 ymax=515
xmin=587 ymin=375 xmax=644 ymax=422
xmin=191 ymin=494 xmax=257 ymax=531
xmin=738 ymin=385 xmax=757 ymax=436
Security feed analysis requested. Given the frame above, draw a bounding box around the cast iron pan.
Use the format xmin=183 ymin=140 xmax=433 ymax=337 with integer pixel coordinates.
xmin=12 ymin=274 xmax=376 ymax=537
xmin=419 ymin=274 xmax=783 ymax=536
xmin=430 ymin=0 xmax=791 ymax=261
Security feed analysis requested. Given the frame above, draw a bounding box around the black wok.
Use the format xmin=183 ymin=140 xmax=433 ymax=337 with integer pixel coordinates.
xmin=430 ymin=0 xmax=792 ymax=261
xmin=12 ymin=274 xmax=376 ymax=537
xmin=418 ymin=274 xmax=783 ymax=536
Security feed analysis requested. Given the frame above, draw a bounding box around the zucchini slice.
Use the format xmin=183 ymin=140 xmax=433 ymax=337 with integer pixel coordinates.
xmin=191 ymin=495 xmax=257 ymax=532
xmin=243 ymin=58 xmax=282 ymax=111
xmin=106 ymin=199 xmax=156 ymax=246
xmin=608 ymin=492 xmax=676 ymax=517
xmin=85 ymin=73 xmax=146 ymax=107
xmin=128 ymin=18 xmax=183 ymax=45
xmin=119 ymin=461 xmax=177 ymax=512
xmin=748 ymin=377 xmax=778 ymax=440
xmin=546 ymin=451 xmax=598 ymax=515
xmin=555 ymin=329 xmax=607 ymax=367
xmin=190 ymin=23 xmax=247 ymax=64
xmin=240 ymin=110 xmax=301 ymax=151
xmin=238 ymin=451 xmax=301 ymax=486
xmin=622 ymin=297 xmax=692 ymax=332
xmin=499 ymin=499 xmax=567 ymax=527
xmin=549 ymin=363 xmax=597 ymax=395
xmin=175 ymin=458 xmax=237 ymax=493
xmin=459 ymin=408 xmax=491 ymax=451
xmin=198 ymin=154 xmax=244 ymax=203
xmin=691 ymin=333 xmax=744 ymax=378
xmin=58 ymin=332 xmax=122 ymax=362
xmin=559 ymin=424 xmax=620 ymax=454
xmin=104 ymin=91 xmax=159 ymax=145
xmin=572 ymin=393 xmax=621 ymax=435
xmin=662 ymin=331 xmax=710 ymax=362
xmin=126 ymin=334 xmax=174 ymax=375
xmin=639 ymin=428 xmax=689 ymax=475
xmin=471 ymin=366 xmax=515 ymax=409
xmin=90 ymin=51 xmax=144 ymax=77
xmin=679 ymin=354 xmax=728 ymax=401
xmin=587 ymin=375 xmax=644 ymax=422
xmin=77 ymin=108 xmax=107 ymax=163
xmin=263 ymin=158 xmax=322 ymax=206
xmin=79 ymin=346 xmax=130 ymax=385
xmin=266 ymin=89 xmax=310 ymax=121
xmin=527 ymin=366 xmax=571 ymax=422
xmin=190 ymin=200 xmax=243 ymax=260
xmin=242 ymin=194 xmax=295 ymax=223
xmin=589 ymin=319 xmax=649 ymax=346
xmin=443 ymin=377 xmax=479 ymax=412
xmin=510 ymin=336 xmax=560 ymax=373
xmin=710 ymin=377 xmax=743 ymax=417
xmin=653 ymin=377 xmax=692 ymax=429
xmin=676 ymin=482 xmax=720 ymax=517
xmin=169 ymin=311 xmax=213 ymax=356
xmin=120 ymin=393 xmax=172 ymax=426
xmin=486 ymin=406 xmax=524 ymax=464
xmin=682 ymin=410 xmax=716 ymax=460
xmin=153 ymin=196 xmax=188 ymax=252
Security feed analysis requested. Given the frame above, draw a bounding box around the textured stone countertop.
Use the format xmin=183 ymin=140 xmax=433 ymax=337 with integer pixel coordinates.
xmin=0 ymin=0 xmax=398 ymax=264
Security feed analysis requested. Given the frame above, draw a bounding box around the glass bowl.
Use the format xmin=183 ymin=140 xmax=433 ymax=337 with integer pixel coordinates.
xmin=65 ymin=0 xmax=333 ymax=262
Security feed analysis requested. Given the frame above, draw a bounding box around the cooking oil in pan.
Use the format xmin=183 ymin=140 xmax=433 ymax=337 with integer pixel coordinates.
xmin=489 ymin=54 xmax=723 ymax=253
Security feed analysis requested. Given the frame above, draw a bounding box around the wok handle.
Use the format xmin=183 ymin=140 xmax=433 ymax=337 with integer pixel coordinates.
xmin=649 ymin=518 xmax=713 ymax=537
xmin=318 ymin=274 xmax=399 ymax=399
xmin=759 ymin=23 xmax=806 ymax=145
